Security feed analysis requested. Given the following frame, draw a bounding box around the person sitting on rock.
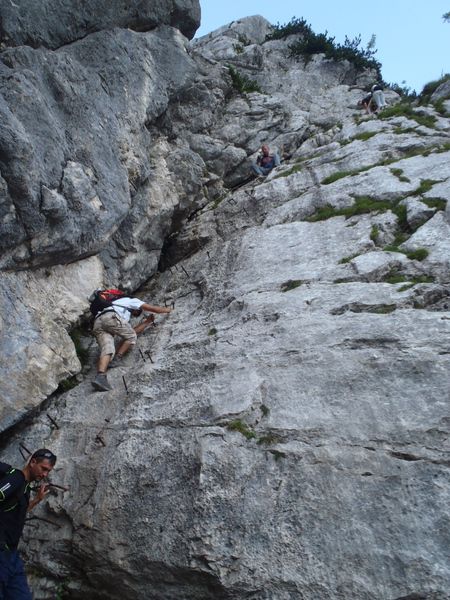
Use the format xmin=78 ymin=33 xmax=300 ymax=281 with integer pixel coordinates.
xmin=92 ymin=296 xmax=172 ymax=392
xmin=251 ymin=144 xmax=281 ymax=177
xmin=368 ymin=84 xmax=386 ymax=114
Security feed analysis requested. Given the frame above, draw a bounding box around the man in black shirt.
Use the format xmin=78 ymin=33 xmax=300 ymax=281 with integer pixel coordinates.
xmin=0 ymin=449 xmax=57 ymax=599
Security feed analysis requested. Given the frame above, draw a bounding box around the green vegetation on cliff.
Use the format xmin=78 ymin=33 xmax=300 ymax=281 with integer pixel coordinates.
xmin=266 ymin=17 xmax=381 ymax=77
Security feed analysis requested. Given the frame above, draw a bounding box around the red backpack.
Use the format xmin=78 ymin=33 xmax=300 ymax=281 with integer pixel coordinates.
xmin=89 ymin=288 xmax=128 ymax=317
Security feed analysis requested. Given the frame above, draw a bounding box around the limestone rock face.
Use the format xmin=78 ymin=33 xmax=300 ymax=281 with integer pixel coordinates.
xmin=0 ymin=0 xmax=201 ymax=48
xmin=0 ymin=25 xmax=197 ymax=272
xmin=1 ymin=13 xmax=450 ymax=600
xmin=0 ymin=21 xmax=204 ymax=423
xmin=0 ymin=256 xmax=103 ymax=430
xmin=431 ymin=78 xmax=450 ymax=101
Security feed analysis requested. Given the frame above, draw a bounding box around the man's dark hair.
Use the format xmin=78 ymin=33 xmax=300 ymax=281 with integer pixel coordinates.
xmin=31 ymin=448 xmax=57 ymax=466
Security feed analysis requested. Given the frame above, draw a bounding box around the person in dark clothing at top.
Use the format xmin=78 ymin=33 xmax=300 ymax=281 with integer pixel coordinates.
xmin=359 ymin=92 xmax=372 ymax=113
xmin=0 ymin=449 xmax=57 ymax=599
xmin=251 ymin=144 xmax=281 ymax=177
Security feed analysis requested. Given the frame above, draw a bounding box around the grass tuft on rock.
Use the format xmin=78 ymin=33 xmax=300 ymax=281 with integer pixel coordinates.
xmin=339 ymin=253 xmax=360 ymax=264
xmin=260 ymin=404 xmax=270 ymax=417
xmin=378 ymin=103 xmax=437 ymax=128
xmin=398 ymin=275 xmax=435 ymax=291
xmin=411 ymin=179 xmax=441 ymax=196
xmin=269 ymin=449 xmax=287 ymax=460
xmin=321 ymin=171 xmax=353 ymax=185
xmin=306 ymin=196 xmax=393 ymax=222
xmin=383 ymin=270 xmax=409 ymax=284
xmin=212 ymin=194 xmax=227 ymax=209
xmin=274 ymin=164 xmax=303 ymax=179
xmin=422 ymin=198 xmax=447 ymax=210
xmin=383 ymin=245 xmax=429 ymax=261
xmin=353 ymin=131 xmax=377 ymax=141
xmin=434 ymin=142 xmax=450 ymax=154
xmin=257 ymin=433 xmax=282 ymax=445
xmin=370 ymin=224 xmax=379 ymax=243
xmin=405 ymin=248 xmax=429 ymax=261
xmin=227 ymin=420 xmax=256 ymax=440
xmin=390 ymin=168 xmax=410 ymax=183
xmin=370 ymin=304 xmax=397 ymax=314
xmin=433 ymin=98 xmax=449 ymax=116
xmin=281 ymin=279 xmax=304 ymax=292
xmin=56 ymin=376 xmax=79 ymax=393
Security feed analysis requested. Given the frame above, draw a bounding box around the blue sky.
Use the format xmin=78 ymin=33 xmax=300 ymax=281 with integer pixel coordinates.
xmin=197 ymin=1 xmax=450 ymax=93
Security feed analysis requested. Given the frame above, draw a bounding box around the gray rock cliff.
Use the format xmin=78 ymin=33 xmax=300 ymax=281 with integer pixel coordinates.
xmin=0 ymin=0 xmax=200 ymax=48
xmin=0 ymin=13 xmax=449 ymax=600
xmin=0 ymin=4 xmax=203 ymax=427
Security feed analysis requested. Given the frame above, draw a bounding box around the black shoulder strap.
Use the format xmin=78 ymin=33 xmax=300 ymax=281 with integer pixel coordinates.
xmin=0 ymin=465 xmax=24 ymax=512
xmin=111 ymin=299 xmax=135 ymax=313
xmin=0 ymin=462 xmax=13 ymax=479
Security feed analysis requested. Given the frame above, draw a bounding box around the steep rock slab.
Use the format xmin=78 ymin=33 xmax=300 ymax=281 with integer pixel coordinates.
xmin=1 ymin=14 xmax=449 ymax=600
xmin=0 ymin=24 xmax=205 ymax=419
xmin=0 ymin=0 xmax=200 ymax=48
xmin=9 ymin=150 xmax=450 ymax=598
xmin=9 ymin=211 xmax=450 ymax=598
xmin=0 ymin=26 xmax=197 ymax=273
xmin=0 ymin=255 xmax=103 ymax=431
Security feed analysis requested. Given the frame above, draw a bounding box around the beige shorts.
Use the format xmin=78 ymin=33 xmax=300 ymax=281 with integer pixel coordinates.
xmin=93 ymin=311 xmax=137 ymax=357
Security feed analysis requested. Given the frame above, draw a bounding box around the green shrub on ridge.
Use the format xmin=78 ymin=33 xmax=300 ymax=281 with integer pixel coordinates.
xmin=227 ymin=65 xmax=261 ymax=94
xmin=266 ymin=17 xmax=311 ymax=40
xmin=266 ymin=17 xmax=381 ymax=77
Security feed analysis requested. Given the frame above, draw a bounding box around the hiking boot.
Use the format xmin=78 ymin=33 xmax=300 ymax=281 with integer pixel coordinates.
xmin=92 ymin=373 xmax=112 ymax=392
xmin=108 ymin=355 xmax=124 ymax=369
